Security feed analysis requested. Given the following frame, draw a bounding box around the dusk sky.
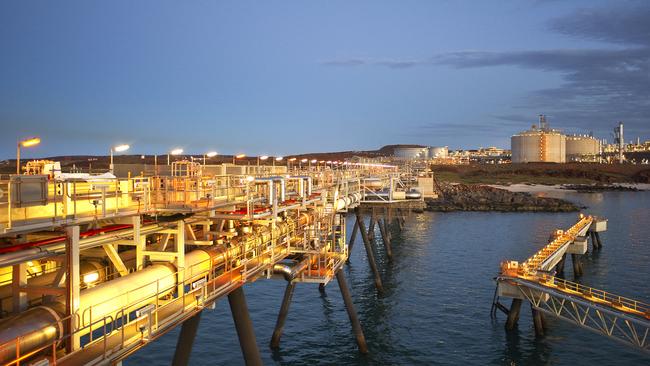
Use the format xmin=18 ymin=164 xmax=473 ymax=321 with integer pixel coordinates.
xmin=1 ymin=0 xmax=648 ymax=160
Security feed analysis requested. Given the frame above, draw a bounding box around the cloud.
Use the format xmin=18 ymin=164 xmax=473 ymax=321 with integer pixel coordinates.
xmin=549 ymin=2 xmax=650 ymax=46
xmin=322 ymin=2 xmax=650 ymax=136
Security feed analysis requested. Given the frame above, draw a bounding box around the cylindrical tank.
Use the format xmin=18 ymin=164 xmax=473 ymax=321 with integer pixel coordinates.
xmin=511 ymin=128 xmax=566 ymax=163
xmin=428 ymin=146 xmax=448 ymax=159
xmin=566 ymin=135 xmax=600 ymax=162
xmin=393 ymin=147 xmax=428 ymax=160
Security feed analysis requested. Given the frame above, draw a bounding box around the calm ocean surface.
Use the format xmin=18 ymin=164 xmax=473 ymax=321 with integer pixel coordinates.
xmin=126 ymin=191 xmax=650 ymax=365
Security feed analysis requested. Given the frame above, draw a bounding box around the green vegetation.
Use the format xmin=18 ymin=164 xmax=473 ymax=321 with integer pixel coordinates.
xmin=432 ymin=163 xmax=650 ymax=185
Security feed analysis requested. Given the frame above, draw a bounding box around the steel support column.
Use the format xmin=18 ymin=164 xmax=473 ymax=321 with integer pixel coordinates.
xmin=228 ymin=287 xmax=262 ymax=366
xmin=378 ymin=218 xmax=393 ymax=261
xmin=172 ymin=311 xmax=203 ymax=366
xmin=336 ymin=270 xmax=368 ymax=353
xmin=347 ymin=217 xmax=359 ymax=263
xmin=355 ymin=208 xmax=384 ymax=293
xmin=270 ymin=281 xmax=296 ymax=349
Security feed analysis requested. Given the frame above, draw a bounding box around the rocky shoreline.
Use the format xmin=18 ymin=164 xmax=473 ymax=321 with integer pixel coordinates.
xmin=561 ymin=184 xmax=640 ymax=193
xmin=425 ymin=183 xmax=579 ymax=212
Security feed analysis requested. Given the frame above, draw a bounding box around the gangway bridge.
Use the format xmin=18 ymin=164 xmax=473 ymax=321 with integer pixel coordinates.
xmin=0 ymin=159 xmax=425 ymax=365
xmin=493 ymin=214 xmax=650 ymax=354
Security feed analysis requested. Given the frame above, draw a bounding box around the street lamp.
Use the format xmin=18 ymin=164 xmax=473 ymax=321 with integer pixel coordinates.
xmin=273 ymin=156 xmax=283 ymax=167
xmin=168 ymin=148 xmax=183 ymax=165
xmin=233 ymin=154 xmax=246 ymax=165
xmin=204 ymin=151 xmax=217 ymax=165
xmin=110 ymin=144 xmax=130 ymax=174
xmin=258 ymin=155 xmax=269 ymax=167
xmin=16 ymin=137 xmax=41 ymax=174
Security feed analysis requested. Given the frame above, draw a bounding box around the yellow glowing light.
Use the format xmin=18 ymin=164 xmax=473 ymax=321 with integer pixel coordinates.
xmin=206 ymin=151 xmax=218 ymax=157
xmin=260 ymin=155 xmax=269 ymax=160
xmin=311 ymin=159 xmax=317 ymax=163
xmin=301 ymin=158 xmax=308 ymax=163
xmin=170 ymin=148 xmax=183 ymax=155
xmin=113 ymin=144 xmax=130 ymax=152
xmin=236 ymin=154 xmax=246 ymax=159
xmin=288 ymin=158 xmax=297 ymax=162
xmin=275 ymin=156 xmax=283 ymax=161
xmin=20 ymin=137 xmax=41 ymax=147
xmin=246 ymin=176 xmax=255 ymax=182
xmin=83 ymin=272 xmax=100 ymax=284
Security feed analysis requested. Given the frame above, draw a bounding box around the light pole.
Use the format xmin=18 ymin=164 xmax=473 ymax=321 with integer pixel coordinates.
xmin=258 ymin=155 xmax=268 ymax=167
xmin=300 ymin=158 xmax=307 ymax=170
xmin=233 ymin=154 xmax=246 ymax=165
xmin=168 ymin=148 xmax=183 ymax=165
xmin=110 ymin=144 xmax=130 ymax=174
xmin=273 ymin=156 xmax=283 ymax=167
xmin=16 ymin=137 xmax=41 ymax=174
xmin=204 ymin=151 xmax=217 ymax=165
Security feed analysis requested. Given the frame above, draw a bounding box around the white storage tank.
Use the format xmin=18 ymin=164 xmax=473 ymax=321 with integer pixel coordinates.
xmin=566 ymin=135 xmax=600 ymax=162
xmin=428 ymin=146 xmax=448 ymax=159
xmin=393 ymin=146 xmax=428 ymax=160
xmin=511 ymin=116 xmax=566 ymax=163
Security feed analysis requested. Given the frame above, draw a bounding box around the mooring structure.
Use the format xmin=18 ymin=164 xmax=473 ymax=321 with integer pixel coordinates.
xmin=492 ymin=214 xmax=650 ymax=353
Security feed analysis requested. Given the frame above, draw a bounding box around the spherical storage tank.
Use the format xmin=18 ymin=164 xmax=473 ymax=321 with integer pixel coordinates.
xmin=566 ymin=135 xmax=600 ymax=161
xmin=511 ymin=128 xmax=566 ymax=163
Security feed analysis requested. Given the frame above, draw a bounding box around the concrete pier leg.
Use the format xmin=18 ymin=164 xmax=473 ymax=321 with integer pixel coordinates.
xmin=595 ymin=232 xmax=603 ymax=249
xmin=355 ymin=208 xmax=384 ymax=294
xmin=270 ymin=281 xmax=296 ymax=349
xmin=531 ymin=306 xmax=544 ymax=337
xmin=378 ymin=218 xmax=393 ymax=261
xmin=318 ymin=283 xmax=326 ymax=293
xmin=556 ymin=254 xmax=566 ymax=276
xmin=172 ymin=311 xmax=202 ymax=366
xmin=347 ymin=218 xmax=359 ymax=263
xmin=571 ymin=254 xmax=583 ymax=277
xmin=589 ymin=232 xmax=598 ymax=250
xmin=228 ymin=287 xmax=263 ymax=366
xmin=336 ymin=270 xmax=369 ymax=353
xmin=505 ymin=299 xmax=522 ymax=330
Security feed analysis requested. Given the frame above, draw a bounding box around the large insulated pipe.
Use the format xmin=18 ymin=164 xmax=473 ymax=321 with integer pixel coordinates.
xmin=0 ymin=259 xmax=106 ymax=313
xmin=0 ymin=305 xmax=63 ymax=362
xmin=0 ymin=215 xmax=311 ymax=361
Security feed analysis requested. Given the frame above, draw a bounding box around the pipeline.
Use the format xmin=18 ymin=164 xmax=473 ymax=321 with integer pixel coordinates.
xmin=0 ymin=213 xmax=313 ymax=362
xmin=0 ymin=225 xmax=132 ymax=255
xmin=272 ymin=257 xmax=310 ymax=282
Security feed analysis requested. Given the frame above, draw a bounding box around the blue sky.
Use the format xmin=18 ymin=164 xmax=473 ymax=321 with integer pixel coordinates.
xmin=1 ymin=0 xmax=648 ymax=159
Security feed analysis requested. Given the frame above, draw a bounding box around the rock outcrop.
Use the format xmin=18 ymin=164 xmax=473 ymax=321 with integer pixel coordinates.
xmin=425 ymin=183 xmax=579 ymax=212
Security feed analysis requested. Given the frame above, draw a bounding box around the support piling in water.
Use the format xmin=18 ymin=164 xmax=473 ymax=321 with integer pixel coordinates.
xmin=556 ymin=253 xmax=566 ymax=276
xmin=270 ymin=281 xmax=296 ymax=349
xmin=336 ymin=270 xmax=368 ymax=354
xmin=355 ymin=208 xmax=384 ymax=294
xmin=505 ymin=299 xmax=522 ymax=330
xmin=571 ymin=254 xmax=583 ymax=277
xmin=172 ymin=311 xmax=202 ymax=366
xmin=228 ymin=287 xmax=263 ymax=366
xmin=378 ymin=217 xmax=393 ymax=261
xmin=531 ymin=306 xmax=544 ymax=337
xmin=347 ymin=218 xmax=359 ymax=263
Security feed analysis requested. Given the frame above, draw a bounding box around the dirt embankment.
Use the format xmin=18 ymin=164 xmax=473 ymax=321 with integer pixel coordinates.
xmin=425 ymin=183 xmax=579 ymax=212
xmin=433 ymin=163 xmax=650 ymax=185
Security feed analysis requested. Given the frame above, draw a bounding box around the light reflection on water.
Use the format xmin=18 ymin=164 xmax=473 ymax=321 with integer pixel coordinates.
xmin=126 ymin=191 xmax=649 ymax=365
